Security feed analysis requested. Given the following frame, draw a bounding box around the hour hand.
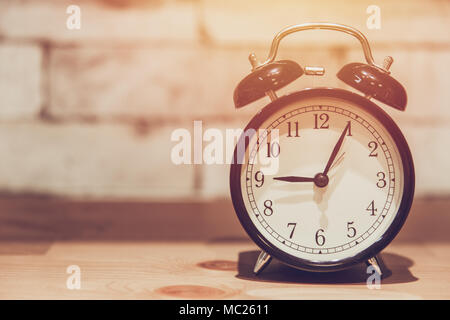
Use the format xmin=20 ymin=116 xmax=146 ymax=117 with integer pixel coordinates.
xmin=273 ymin=176 xmax=315 ymax=183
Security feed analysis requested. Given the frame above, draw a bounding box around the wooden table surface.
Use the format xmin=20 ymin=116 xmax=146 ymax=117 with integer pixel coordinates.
xmin=0 ymin=197 xmax=449 ymax=299
xmin=0 ymin=241 xmax=449 ymax=299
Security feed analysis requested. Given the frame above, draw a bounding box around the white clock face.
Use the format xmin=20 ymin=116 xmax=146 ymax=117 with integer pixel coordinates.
xmin=240 ymin=95 xmax=405 ymax=263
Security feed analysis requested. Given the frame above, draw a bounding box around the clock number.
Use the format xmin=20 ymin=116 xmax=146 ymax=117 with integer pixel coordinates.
xmin=287 ymin=223 xmax=297 ymax=239
xmin=287 ymin=121 xmax=300 ymax=137
xmin=368 ymin=141 xmax=378 ymax=157
xmin=263 ymin=200 xmax=273 ymax=216
xmin=347 ymin=221 xmax=356 ymax=238
xmin=315 ymin=229 xmax=326 ymax=246
xmin=254 ymin=171 xmax=264 ymax=188
xmin=366 ymin=200 xmax=377 ymax=216
xmin=314 ymin=113 xmax=329 ymax=129
xmin=266 ymin=142 xmax=280 ymax=158
xmin=376 ymin=171 xmax=387 ymax=188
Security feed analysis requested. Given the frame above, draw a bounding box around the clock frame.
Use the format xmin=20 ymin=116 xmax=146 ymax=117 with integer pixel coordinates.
xmin=230 ymin=87 xmax=415 ymax=272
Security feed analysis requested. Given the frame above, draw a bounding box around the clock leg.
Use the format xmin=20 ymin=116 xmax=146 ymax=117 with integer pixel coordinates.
xmin=253 ymin=251 xmax=272 ymax=275
xmin=366 ymin=254 xmax=387 ymax=277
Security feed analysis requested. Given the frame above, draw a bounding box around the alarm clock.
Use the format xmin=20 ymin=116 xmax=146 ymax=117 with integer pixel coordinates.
xmin=229 ymin=23 xmax=415 ymax=275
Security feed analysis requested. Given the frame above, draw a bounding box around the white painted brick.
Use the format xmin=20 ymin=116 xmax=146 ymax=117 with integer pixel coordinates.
xmin=49 ymin=46 xmax=249 ymax=119
xmin=202 ymin=0 xmax=450 ymax=45
xmin=402 ymin=125 xmax=450 ymax=197
xmin=0 ymin=44 xmax=42 ymax=119
xmin=0 ymin=0 xmax=196 ymax=43
xmin=0 ymin=122 xmax=195 ymax=200
xmin=394 ymin=50 xmax=450 ymax=120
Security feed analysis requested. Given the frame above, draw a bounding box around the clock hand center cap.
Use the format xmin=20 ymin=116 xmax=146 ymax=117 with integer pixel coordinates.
xmin=314 ymin=173 xmax=329 ymax=188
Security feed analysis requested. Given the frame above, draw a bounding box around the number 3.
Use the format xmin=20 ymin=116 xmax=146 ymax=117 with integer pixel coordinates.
xmin=377 ymin=171 xmax=386 ymax=188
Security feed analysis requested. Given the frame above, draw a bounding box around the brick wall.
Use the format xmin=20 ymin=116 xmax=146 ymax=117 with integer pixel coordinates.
xmin=0 ymin=0 xmax=449 ymax=200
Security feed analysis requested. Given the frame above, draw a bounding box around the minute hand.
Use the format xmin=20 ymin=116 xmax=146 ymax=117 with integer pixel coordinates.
xmin=323 ymin=122 xmax=350 ymax=175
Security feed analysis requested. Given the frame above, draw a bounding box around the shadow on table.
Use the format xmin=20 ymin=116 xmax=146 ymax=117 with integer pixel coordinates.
xmin=236 ymin=250 xmax=418 ymax=285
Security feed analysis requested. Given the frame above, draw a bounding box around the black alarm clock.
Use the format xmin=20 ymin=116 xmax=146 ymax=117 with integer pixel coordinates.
xmin=229 ymin=23 xmax=415 ymax=275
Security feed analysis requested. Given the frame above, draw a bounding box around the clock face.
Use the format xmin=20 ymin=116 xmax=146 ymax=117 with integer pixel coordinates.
xmin=231 ymin=89 xmax=414 ymax=270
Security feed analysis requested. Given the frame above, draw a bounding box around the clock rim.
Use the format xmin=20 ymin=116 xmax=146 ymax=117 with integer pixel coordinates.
xmin=229 ymin=87 xmax=415 ymax=272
